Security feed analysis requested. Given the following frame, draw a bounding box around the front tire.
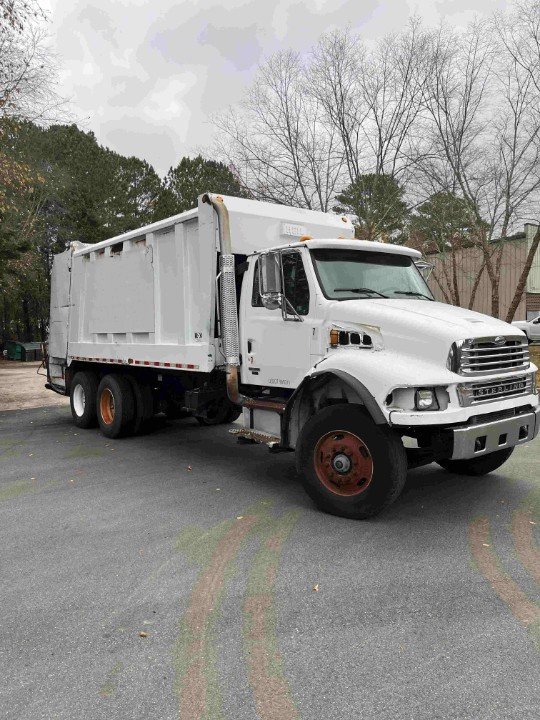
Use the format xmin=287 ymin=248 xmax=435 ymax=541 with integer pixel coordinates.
xmin=437 ymin=447 xmax=514 ymax=476
xmin=70 ymin=371 xmax=99 ymax=429
xmin=97 ymin=374 xmax=135 ymax=439
xmin=296 ymin=404 xmax=407 ymax=519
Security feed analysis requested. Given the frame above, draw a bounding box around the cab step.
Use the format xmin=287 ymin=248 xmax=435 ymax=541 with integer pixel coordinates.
xmin=229 ymin=427 xmax=281 ymax=450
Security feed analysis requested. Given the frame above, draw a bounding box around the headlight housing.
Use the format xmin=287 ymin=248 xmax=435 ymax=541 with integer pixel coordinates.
xmin=447 ymin=342 xmax=458 ymax=373
xmin=415 ymin=388 xmax=440 ymax=411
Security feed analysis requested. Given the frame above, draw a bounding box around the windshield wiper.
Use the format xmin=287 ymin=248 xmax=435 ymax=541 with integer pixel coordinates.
xmin=392 ymin=290 xmax=434 ymax=301
xmin=334 ymin=287 xmax=389 ymax=298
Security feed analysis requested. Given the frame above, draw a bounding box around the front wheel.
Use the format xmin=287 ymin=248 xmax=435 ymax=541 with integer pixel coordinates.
xmin=437 ymin=447 xmax=514 ymax=476
xmin=296 ymin=404 xmax=408 ymax=519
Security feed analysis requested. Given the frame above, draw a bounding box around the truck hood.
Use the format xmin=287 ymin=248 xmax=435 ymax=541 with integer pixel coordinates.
xmin=325 ymin=298 xmax=525 ymax=365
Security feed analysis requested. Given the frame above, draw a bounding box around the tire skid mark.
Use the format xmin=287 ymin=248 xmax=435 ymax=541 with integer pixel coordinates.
xmin=174 ymin=514 xmax=257 ymax=720
xmin=244 ymin=510 xmax=301 ymax=720
xmin=469 ymin=516 xmax=540 ymax=626
xmin=512 ymin=510 xmax=540 ymax=585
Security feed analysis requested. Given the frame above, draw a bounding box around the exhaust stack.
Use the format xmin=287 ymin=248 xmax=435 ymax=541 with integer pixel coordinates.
xmin=202 ymin=193 xmax=285 ymax=414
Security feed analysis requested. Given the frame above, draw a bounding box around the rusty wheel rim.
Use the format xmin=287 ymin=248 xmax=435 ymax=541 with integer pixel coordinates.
xmin=314 ymin=430 xmax=373 ymax=497
xmin=99 ymin=387 xmax=115 ymax=425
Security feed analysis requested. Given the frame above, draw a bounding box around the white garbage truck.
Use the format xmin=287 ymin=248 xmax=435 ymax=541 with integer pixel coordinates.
xmin=46 ymin=194 xmax=539 ymax=519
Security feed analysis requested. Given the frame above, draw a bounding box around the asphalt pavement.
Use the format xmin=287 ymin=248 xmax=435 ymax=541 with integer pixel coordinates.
xmin=1 ymin=404 xmax=539 ymax=720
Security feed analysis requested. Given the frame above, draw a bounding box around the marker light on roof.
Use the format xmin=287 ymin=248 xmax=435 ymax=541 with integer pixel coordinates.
xmin=299 ymin=235 xmax=312 ymax=242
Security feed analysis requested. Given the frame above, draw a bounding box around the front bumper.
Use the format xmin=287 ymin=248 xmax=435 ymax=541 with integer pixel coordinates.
xmin=450 ymin=407 xmax=540 ymax=460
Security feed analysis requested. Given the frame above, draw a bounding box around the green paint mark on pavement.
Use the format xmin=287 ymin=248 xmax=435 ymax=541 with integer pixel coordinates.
xmin=100 ymin=661 xmax=123 ymax=698
xmin=64 ymin=445 xmax=106 ymax=459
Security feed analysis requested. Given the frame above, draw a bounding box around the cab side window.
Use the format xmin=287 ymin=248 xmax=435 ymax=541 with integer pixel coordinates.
xmin=251 ymin=253 xmax=310 ymax=315
xmin=282 ymin=252 xmax=310 ymax=315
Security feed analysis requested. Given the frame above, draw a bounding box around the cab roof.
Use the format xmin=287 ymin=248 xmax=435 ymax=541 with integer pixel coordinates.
xmin=258 ymin=237 xmax=422 ymax=259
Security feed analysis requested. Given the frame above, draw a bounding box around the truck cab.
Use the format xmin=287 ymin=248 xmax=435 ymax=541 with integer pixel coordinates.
xmin=232 ymin=232 xmax=538 ymax=518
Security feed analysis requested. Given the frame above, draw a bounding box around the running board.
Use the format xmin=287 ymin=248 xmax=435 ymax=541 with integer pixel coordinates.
xmin=229 ymin=428 xmax=281 ymax=449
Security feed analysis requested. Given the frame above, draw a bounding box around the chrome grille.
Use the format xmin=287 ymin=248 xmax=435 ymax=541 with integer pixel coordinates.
xmin=458 ymin=336 xmax=529 ymax=376
xmin=458 ymin=374 xmax=534 ymax=406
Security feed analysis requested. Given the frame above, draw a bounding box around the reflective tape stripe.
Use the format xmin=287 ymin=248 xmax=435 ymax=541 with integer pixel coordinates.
xmin=69 ymin=355 xmax=199 ymax=370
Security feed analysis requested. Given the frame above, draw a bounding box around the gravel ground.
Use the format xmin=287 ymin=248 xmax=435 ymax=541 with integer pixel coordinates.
xmin=0 ymin=360 xmax=69 ymax=412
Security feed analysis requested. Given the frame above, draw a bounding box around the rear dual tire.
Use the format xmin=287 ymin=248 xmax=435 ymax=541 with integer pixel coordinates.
xmin=70 ymin=371 xmax=99 ymax=428
xmin=97 ymin=374 xmax=135 ymax=439
xmin=70 ymin=371 xmax=153 ymax=439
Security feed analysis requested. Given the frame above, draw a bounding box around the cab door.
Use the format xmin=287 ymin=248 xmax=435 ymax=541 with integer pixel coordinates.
xmin=240 ymin=249 xmax=315 ymax=390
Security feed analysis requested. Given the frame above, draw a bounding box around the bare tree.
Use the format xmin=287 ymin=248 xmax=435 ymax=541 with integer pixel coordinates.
xmin=419 ymin=16 xmax=540 ymax=317
xmin=360 ymin=19 xmax=429 ymax=181
xmin=213 ymin=51 xmax=345 ymax=210
xmin=494 ymin=1 xmax=540 ymax=321
xmin=309 ymin=28 xmax=367 ymax=185
xmin=212 ymin=4 xmax=540 ymax=321
xmin=309 ymin=21 xmax=429 ymax=186
xmin=0 ymin=0 xmax=62 ymax=122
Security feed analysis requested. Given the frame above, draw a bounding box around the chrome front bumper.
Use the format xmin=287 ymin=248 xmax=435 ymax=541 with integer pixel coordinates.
xmin=451 ymin=407 xmax=540 ymax=460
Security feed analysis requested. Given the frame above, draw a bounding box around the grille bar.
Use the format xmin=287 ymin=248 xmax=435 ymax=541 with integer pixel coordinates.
xmin=461 ymin=349 xmax=528 ymax=359
xmin=461 ymin=357 xmax=530 ymax=368
xmin=457 ymin=336 xmax=530 ymax=375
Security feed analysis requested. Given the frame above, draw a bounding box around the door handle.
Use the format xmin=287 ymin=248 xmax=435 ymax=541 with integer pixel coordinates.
xmin=247 ymin=339 xmax=253 ymax=353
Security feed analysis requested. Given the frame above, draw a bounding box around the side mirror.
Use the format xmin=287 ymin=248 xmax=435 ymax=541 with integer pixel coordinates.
xmin=415 ymin=259 xmax=434 ymax=281
xmin=258 ymin=252 xmax=283 ymax=310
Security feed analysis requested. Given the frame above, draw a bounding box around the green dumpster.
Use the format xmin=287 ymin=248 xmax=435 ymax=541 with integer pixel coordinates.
xmin=6 ymin=341 xmax=43 ymax=361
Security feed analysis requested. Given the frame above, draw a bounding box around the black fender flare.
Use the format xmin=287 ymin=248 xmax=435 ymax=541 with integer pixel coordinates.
xmin=282 ymin=369 xmax=387 ymax=447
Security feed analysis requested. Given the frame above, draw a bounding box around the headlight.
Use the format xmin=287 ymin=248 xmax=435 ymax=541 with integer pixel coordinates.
xmin=415 ymin=388 xmax=439 ymax=411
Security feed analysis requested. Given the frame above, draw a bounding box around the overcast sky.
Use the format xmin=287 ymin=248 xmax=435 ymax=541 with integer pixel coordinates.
xmin=42 ymin=0 xmax=507 ymax=177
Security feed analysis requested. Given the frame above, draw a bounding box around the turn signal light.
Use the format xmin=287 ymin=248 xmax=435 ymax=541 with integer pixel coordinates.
xmin=330 ymin=329 xmax=339 ymax=347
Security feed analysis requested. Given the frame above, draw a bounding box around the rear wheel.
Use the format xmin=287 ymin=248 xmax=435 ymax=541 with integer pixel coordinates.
xmin=125 ymin=375 xmax=154 ymax=435
xmin=296 ymin=404 xmax=407 ymax=519
xmin=70 ymin=371 xmax=98 ymax=428
xmin=97 ymin=374 xmax=135 ymax=439
xmin=437 ymin=447 xmax=514 ymax=476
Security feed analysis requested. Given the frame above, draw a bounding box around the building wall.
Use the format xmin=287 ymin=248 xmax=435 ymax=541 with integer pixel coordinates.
xmin=526 ymin=292 xmax=540 ymax=319
xmin=427 ymin=239 xmax=528 ymax=321
xmin=526 ymin=223 xmax=540 ymax=295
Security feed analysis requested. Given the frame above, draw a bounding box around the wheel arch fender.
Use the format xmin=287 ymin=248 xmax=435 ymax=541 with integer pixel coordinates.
xmin=283 ymin=369 xmax=387 ymax=449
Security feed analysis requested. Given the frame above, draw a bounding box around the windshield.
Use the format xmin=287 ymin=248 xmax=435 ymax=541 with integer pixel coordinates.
xmin=310 ymin=248 xmax=434 ymax=301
